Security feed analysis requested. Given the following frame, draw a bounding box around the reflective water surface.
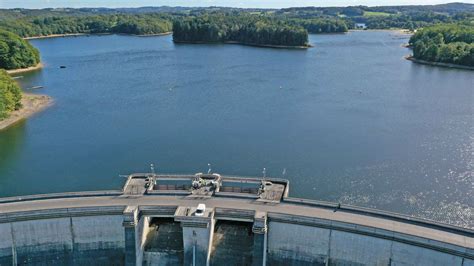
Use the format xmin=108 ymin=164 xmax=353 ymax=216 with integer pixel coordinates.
xmin=0 ymin=31 xmax=472 ymax=227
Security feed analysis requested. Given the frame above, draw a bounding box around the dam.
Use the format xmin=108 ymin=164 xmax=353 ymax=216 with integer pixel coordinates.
xmin=0 ymin=172 xmax=472 ymax=265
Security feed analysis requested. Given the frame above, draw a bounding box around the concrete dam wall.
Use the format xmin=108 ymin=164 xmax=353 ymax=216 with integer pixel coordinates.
xmin=0 ymin=211 xmax=125 ymax=265
xmin=266 ymin=217 xmax=470 ymax=266
xmin=0 ymin=173 xmax=472 ymax=265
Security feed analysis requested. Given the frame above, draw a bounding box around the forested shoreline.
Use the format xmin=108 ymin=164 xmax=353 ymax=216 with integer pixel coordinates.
xmin=0 ymin=3 xmax=471 ymax=71
xmin=275 ymin=3 xmax=473 ymax=31
xmin=1 ymin=3 xmax=472 ymax=38
xmin=409 ymin=24 xmax=473 ymax=67
xmin=0 ymin=3 xmax=472 ymax=123
xmin=0 ymin=29 xmax=40 ymax=70
xmin=0 ymin=69 xmax=22 ymax=119
xmin=173 ymin=14 xmax=309 ymax=47
xmin=0 ymin=14 xmax=173 ymax=37
xmin=289 ymin=18 xmax=348 ymax=34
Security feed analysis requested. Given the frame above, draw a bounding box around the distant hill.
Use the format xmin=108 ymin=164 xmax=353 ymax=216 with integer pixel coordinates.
xmin=1 ymin=3 xmax=472 ymax=17
xmin=363 ymin=2 xmax=474 ymax=14
xmin=0 ymin=2 xmax=472 ymax=38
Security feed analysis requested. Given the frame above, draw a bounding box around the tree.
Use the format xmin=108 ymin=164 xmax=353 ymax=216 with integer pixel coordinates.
xmin=409 ymin=24 xmax=474 ymax=66
xmin=0 ymin=29 xmax=40 ymax=70
xmin=0 ymin=69 xmax=22 ymax=120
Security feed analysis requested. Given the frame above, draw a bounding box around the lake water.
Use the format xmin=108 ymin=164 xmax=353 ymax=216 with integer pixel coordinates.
xmin=0 ymin=31 xmax=472 ymax=228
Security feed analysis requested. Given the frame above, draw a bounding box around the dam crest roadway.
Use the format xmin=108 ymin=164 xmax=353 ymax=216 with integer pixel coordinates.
xmin=0 ymin=172 xmax=472 ymax=265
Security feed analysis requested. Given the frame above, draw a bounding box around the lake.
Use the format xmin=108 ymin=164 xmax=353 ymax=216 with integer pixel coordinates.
xmin=0 ymin=31 xmax=472 ymax=228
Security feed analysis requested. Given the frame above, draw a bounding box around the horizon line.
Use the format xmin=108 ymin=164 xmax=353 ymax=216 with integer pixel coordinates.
xmin=2 ymin=1 xmax=472 ymax=10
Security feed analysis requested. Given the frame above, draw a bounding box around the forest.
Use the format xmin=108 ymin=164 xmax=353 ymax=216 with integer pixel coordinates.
xmin=0 ymin=3 xmax=471 ymax=69
xmin=0 ymin=29 xmax=40 ymax=70
xmin=0 ymin=69 xmax=22 ymax=119
xmin=0 ymin=14 xmax=173 ymax=37
xmin=276 ymin=3 xmax=473 ymax=30
xmin=0 ymin=3 xmax=471 ymax=37
xmin=409 ymin=24 xmax=473 ymax=66
xmin=173 ymin=14 xmax=309 ymax=47
xmin=0 ymin=3 xmax=470 ymax=37
xmin=289 ymin=18 xmax=348 ymax=33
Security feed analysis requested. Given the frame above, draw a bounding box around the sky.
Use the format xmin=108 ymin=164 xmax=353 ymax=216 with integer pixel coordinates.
xmin=1 ymin=0 xmax=473 ymax=9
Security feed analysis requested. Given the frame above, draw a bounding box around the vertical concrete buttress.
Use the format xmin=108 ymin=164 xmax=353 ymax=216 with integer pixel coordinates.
xmin=123 ymin=206 xmax=139 ymax=266
xmin=175 ymin=206 xmax=215 ymax=266
xmin=252 ymin=211 xmax=268 ymax=266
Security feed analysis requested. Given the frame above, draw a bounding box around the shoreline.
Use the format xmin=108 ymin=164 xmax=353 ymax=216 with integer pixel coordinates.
xmin=23 ymin=32 xmax=172 ymax=40
xmin=349 ymin=29 xmax=412 ymax=34
xmin=309 ymin=31 xmax=348 ymax=35
xmin=0 ymin=93 xmax=53 ymax=131
xmin=24 ymin=33 xmax=90 ymax=40
xmin=6 ymin=63 xmax=43 ymax=75
xmin=405 ymin=56 xmax=474 ymax=71
xmin=135 ymin=31 xmax=172 ymax=37
xmin=23 ymin=33 xmax=116 ymax=40
xmin=174 ymin=40 xmax=311 ymax=49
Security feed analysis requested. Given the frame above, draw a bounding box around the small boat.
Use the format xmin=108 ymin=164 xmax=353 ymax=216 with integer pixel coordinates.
xmin=26 ymin=86 xmax=44 ymax=90
xmin=59 ymin=66 xmax=67 ymax=69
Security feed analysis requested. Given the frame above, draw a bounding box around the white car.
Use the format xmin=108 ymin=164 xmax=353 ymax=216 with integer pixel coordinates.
xmin=195 ymin=203 xmax=206 ymax=216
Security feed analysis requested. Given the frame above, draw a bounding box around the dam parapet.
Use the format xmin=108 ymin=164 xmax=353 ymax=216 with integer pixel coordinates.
xmin=0 ymin=172 xmax=472 ymax=266
xmin=124 ymin=173 xmax=289 ymax=203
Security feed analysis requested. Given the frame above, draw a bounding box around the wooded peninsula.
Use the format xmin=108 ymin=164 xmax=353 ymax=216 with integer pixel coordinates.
xmin=0 ymin=29 xmax=40 ymax=70
xmin=409 ymin=23 xmax=473 ymax=67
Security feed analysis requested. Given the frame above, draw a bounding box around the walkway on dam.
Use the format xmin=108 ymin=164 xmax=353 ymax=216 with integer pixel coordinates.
xmin=0 ymin=193 xmax=472 ymax=251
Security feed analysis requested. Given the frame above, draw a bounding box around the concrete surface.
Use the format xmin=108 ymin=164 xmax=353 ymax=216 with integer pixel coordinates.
xmin=0 ymin=174 xmax=472 ymax=265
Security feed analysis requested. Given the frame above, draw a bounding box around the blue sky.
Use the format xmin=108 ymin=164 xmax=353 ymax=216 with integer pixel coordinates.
xmin=1 ymin=0 xmax=473 ymax=9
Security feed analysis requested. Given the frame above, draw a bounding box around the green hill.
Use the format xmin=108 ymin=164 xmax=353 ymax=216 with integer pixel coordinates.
xmin=0 ymin=29 xmax=40 ymax=70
